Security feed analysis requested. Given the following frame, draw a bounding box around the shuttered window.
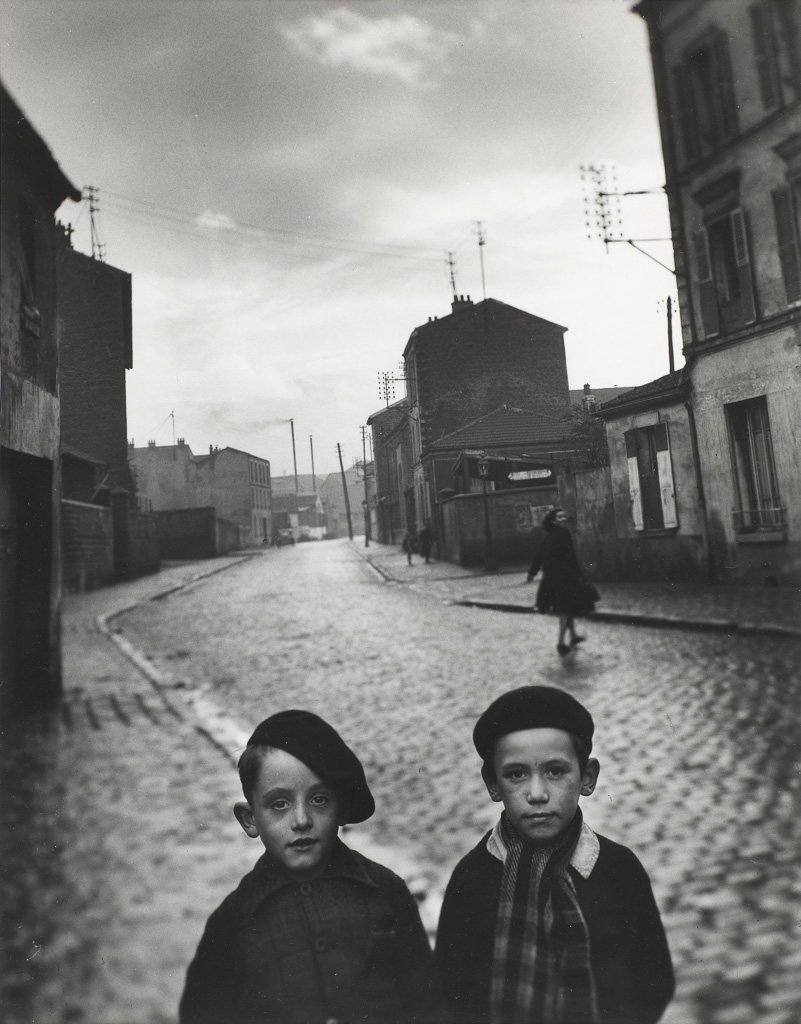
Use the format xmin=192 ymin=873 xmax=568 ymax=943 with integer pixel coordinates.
xmin=773 ymin=184 xmax=801 ymax=303
xmin=750 ymin=2 xmax=782 ymax=110
xmin=694 ymin=208 xmax=757 ymax=338
xmin=623 ymin=424 xmax=678 ymax=532
xmin=671 ymin=30 xmax=738 ymax=167
xmin=727 ymin=398 xmax=783 ymax=532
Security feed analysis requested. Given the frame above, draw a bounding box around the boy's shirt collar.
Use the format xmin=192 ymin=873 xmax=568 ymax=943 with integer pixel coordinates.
xmin=486 ymin=817 xmax=600 ymax=879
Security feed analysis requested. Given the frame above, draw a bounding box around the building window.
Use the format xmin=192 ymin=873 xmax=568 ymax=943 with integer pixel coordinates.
xmin=692 ymin=208 xmax=756 ymax=337
xmin=773 ymin=177 xmax=801 ymax=304
xmin=672 ymin=30 xmax=738 ymax=167
xmin=624 ymin=423 xmax=677 ymax=531
xmin=750 ymin=2 xmax=782 ymax=111
xmin=726 ymin=398 xmax=783 ymax=532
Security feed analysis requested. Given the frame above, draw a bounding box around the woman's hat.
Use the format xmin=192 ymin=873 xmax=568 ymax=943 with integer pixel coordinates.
xmin=245 ymin=709 xmax=375 ymax=823
xmin=473 ymin=685 xmax=594 ymax=761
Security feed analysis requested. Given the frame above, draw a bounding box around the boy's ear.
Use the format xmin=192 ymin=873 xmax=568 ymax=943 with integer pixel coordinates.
xmin=481 ymin=762 xmax=503 ymax=803
xmin=580 ymin=758 xmax=600 ymax=797
xmin=234 ymin=801 xmax=260 ymax=838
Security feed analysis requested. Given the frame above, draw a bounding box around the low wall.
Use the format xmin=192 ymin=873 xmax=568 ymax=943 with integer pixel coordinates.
xmin=61 ymin=500 xmax=114 ymax=593
xmin=127 ymin=509 xmax=160 ymax=579
xmin=440 ymin=486 xmax=559 ymax=567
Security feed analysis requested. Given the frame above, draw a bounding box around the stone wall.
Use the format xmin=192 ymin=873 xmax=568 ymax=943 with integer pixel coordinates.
xmin=61 ymin=500 xmax=114 ymax=593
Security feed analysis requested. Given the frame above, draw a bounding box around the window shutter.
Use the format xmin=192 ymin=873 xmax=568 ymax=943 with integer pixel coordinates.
xmin=693 ymin=230 xmax=720 ymax=337
xmin=624 ymin=430 xmax=644 ymax=531
xmin=653 ymin=423 xmax=678 ymax=529
xmin=672 ymin=65 xmax=698 ymax=166
xmin=772 ymin=186 xmax=801 ymax=303
xmin=750 ymin=3 xmax=781 ymax=111
xmin=730 ymin=208 xmax=757 ymax=325
xmin=712 ymin=32 xmax=738 ymax=142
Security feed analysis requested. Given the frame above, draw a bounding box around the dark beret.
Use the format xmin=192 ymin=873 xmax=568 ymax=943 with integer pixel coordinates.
xmin=246 ymin=710 xmax=375 ymax=824
xmin=473 ymin=686 xmax=594 ymax=761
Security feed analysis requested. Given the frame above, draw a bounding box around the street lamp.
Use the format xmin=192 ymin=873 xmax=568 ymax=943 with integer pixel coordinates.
xmin=478 ymin=459 xmax=498 ymax=573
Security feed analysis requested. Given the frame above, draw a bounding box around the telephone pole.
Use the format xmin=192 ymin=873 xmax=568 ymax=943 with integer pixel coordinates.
xmin=289 ymin=418 xmax=298 ymax=493
xmin=474 ymin=221 xmax=487 ymax=300
xmin=337 ymin=443 xmax=353 ymax=541
xmin=446 ymin=250 xmax=458 ymax=300
xmin=667 ymin=295 xmax=675 ymax=374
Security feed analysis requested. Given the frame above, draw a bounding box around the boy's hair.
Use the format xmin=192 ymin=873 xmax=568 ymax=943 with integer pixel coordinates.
xmin=237 ymin=709 xmax=375 ymax=824
xmin=474 ymin=686 xmax=594 ymax=774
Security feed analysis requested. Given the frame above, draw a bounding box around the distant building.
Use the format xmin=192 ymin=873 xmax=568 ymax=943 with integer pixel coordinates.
xmin=130 ymin=441 xmax=271 ymax=546
xmin=635 ymin=0 xmax=801 ymax=584
xmin=319 ymin=464 xmax=374 ymax=540
xmin=367 ymin=399 xmax=414 ymax=544
xmin=403 ymin=295 xmax=572 ymax=535
xmin=0 ymin=81 xmax=81 ymax=711
xmin=569 ymin=383 xmax=635 ymax=413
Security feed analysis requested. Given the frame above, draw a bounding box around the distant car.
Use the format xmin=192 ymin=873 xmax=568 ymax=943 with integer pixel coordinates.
xmin=274 ymin=529 xmax=295 ymax=547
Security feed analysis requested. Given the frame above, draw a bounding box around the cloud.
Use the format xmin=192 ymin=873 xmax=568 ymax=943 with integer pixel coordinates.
xmin=279 ymin=7 xmax=461 ymax=87
xmin=195 ymin=209 xmax=237 ymax=231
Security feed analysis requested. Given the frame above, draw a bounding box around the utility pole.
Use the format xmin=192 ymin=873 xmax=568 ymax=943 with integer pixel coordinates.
xmin=289 ymin=418 xmax=298 ymax=493
xmin=84 ymin=185 xmax=106 ymax=262
xmin=170 ymin=410 xmax=175 ymax=447
xmin=310 ymin=435 xmax=318 ymax=529
xmin=337 ymin=443 xmax=354 ymax=540
xmin=667 ymin=295 xmax=675 ymax=374
xmin=361 ymin=426 xmax=371 ymax=548
xmin=446 ymin=250 xmax=458 ymax=300
xmin=473 ymin=221 xmax=487 ymax=300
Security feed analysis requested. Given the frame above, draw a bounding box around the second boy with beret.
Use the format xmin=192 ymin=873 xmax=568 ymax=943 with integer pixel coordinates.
xmin=436 ymin=686 xmax=673 ymax=1024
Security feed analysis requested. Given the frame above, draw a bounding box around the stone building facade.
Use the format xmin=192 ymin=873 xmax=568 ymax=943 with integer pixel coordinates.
xmin=0 ymin=82 xmax=80 ymax=711
xmin=636 ymin=0 xmax=801 ymax=584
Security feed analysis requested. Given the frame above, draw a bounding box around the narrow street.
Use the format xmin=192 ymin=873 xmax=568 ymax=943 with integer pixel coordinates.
xmin=2 ymin=540 xmax=800 ymax=1024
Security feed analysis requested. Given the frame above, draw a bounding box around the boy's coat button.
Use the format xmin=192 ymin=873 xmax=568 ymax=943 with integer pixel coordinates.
xmin=314 ymin=937 xmax=327 ymax=951
xmin=300 ymin=882 xmax=312 ymax=896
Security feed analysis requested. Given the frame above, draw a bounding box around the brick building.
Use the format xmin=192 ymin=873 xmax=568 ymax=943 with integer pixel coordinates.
xmin=1 ymin=83 xmax=81 ymax=711
xmin=57 ymin=241 xmax=134 ymax=500
xmin=635 ymin=0 xmax=801 ymax=584
xmin=403 ymin=295 xmax=571 ymax=535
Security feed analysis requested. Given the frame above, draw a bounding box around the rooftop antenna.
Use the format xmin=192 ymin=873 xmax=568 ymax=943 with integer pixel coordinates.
xmin=446 ymin=250 xmax=458 ymax=300
xmin=84 ymin=185 xmax=106 ymax=262
xmin=473 ymin=221 xmax=487 ymax=300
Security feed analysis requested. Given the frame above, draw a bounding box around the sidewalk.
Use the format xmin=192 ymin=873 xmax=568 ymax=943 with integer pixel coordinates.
xmin=1 ymin=555 xmax=260 ymax=1024
xmin=357 ymin=541 xmax=801 ymax=638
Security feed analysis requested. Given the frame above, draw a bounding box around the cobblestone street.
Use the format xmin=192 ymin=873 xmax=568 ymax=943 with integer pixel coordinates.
xmin=2 ymin=541 xmax=800 ymax=1024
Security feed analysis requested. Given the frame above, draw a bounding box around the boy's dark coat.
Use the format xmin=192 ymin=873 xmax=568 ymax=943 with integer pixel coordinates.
xmin=436 ymin=831 xmax=674 ymax=1024
xmin=180 ymin=839 xmax=443 ymax=1024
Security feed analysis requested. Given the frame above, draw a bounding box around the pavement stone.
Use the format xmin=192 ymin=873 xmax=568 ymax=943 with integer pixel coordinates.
xmin=3 ymin=541 xmax=800 ymax=1024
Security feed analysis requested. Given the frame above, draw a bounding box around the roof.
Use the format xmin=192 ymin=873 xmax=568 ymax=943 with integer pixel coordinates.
xmin=569 ymin=386 xmax=635 ymax=407
xmin=405 ymin=297 xmax=567 ymax=356
xmin=1 ymin=81 xmax=81 ymax=207
xmin=429 ymin=405 xmax=572 ymax=452
xmin=595 ymin=368 xmax=689 ymax=418
xmin=271 ymin=473 xmax=321 ymax=494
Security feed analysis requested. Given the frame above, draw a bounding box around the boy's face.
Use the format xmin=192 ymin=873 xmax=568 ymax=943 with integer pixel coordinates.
xmin=484 ymin=728 xmax=599 ymax=845
xmin=234 ymin=748 xmax=340 ymax=880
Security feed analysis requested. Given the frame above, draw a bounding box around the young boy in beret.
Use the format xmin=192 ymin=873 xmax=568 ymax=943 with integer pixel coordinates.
xmin=436 ymin=686 xmax=673 ymax=1024
xmin=180 ymin=709 xmax=444 ymax=1024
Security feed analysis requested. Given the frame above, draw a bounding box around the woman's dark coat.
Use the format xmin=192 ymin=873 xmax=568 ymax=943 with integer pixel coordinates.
xmin=528 ymin=523 xmax=588 ymax=616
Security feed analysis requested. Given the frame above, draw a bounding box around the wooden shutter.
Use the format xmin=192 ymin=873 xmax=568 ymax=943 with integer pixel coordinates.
xmin=712 ymin=32 xmax=738 ymax=142
xmin=653 ymin=423 xmax=678 ymax=529
xmin=693 ymin=230 xmax=720 ymax=337
xmin=672 ymin=64 xmax=698 ymax=166
xmin=624 ymin=430 xmax=644 ymax=531
xmin=773 ymin=185 xmax=801 ymax=303
xmin=730 ymin=208 xmax=757 ymax=325
xmin=750 ymin=3 xmax=781 ymax=111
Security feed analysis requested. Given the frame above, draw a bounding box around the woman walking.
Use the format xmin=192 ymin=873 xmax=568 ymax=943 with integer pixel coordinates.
xmin=526 ymin=507 xmax=593 ymax=656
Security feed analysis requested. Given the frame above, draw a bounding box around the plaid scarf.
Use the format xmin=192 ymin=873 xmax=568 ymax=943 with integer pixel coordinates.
xmin=490 ymin=809 xmax=599 ymax=1024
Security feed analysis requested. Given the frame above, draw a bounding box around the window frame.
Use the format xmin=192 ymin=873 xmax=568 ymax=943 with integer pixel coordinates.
xmin=672 ymin=28 xmax=738 ymax=168
xmin=726 ymin=397 xmax=784 ymax=533
xmin=624 ymin=423 xmax=678 ymax=533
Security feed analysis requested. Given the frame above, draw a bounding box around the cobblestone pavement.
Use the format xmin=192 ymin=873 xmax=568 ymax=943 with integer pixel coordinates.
xmin=2 ymin=540 xmax=800 ymax=1024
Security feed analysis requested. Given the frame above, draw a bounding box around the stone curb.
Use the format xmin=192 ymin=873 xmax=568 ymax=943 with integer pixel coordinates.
xmin=358 ymin=551 xmax=801 ymax=640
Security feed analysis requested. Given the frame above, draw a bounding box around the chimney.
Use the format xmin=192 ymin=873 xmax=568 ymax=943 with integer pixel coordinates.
xmin=148 ymin=440 xmax=156 ymax=447
xmin=177 ymin=437 xmax=185 ymax=445
xmin=210 ymin=445 xmax=214 ymax=454
xmin=451 ymin=294 xmax=473 ymax=313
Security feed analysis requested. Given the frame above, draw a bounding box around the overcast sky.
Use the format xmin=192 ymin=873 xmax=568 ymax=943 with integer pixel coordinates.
xmin=3 ymin=0 xmax=677 ymax=476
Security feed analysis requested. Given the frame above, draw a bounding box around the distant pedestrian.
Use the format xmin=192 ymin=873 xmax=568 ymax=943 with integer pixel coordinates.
xmin=418 ymin=522 xmax=433 ymax=564
xmin=179 ymin=710 xmax=444 ymax=1024
xmin=436 ymin=685 xmax=674 ymax=1024
xmin=402 ymin=530 xmax=415 ymax=565
xmin=526 ymin=507 xmax=595 ymax=657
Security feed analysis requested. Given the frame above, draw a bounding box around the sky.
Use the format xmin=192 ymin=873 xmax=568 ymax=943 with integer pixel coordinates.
xmin=2 ymin=0 xmax=678 ymax=476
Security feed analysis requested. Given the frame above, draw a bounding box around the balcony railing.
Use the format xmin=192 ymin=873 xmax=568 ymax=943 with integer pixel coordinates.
xmin=732 ymin=507 xmax=787 ymax=533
